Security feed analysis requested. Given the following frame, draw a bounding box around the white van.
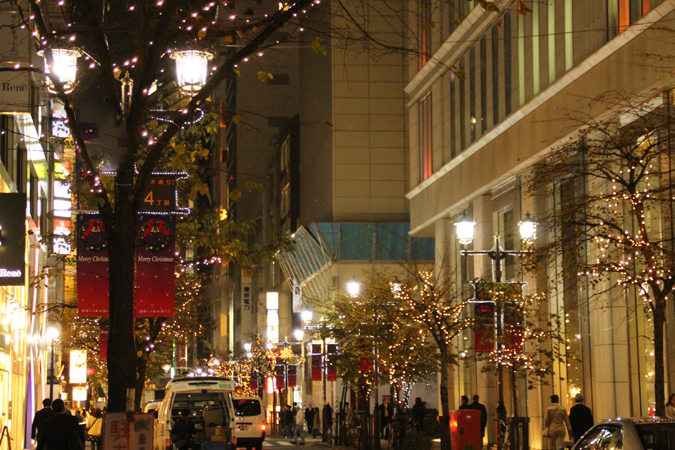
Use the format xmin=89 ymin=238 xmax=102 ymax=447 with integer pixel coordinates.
xmin=154 ymin=376 xmax=236 ymax=450
xmin=232 ymin=397 xmax=266 ymax=450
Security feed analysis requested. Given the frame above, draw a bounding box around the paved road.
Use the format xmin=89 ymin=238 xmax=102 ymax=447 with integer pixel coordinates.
xmin=255 ymin=436 xmax=332 ymax=448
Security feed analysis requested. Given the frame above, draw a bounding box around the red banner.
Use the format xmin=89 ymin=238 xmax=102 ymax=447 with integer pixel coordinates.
xmin=77 ymin=214 xmax=109 ymax=316
xmin=288 ymin=365 xmax=296 ymax=387
xmin=100 ymin=323 xmax=109 ymax=361
xmin=135 ymin=214 xmax=175 ymax=317
xmin=474 ymin=302 xmax=495 ymax=353
xmin=504 ymin=303 xmax=524 ymax=353
xmin=312 ymin=354 xmax=322 ymax=381
xmin=327 ymin=344 xmax=338 ymax=382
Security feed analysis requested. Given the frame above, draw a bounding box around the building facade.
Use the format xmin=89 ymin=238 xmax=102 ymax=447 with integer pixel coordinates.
xmin=407 ymin=0 xmax=675 ymax=448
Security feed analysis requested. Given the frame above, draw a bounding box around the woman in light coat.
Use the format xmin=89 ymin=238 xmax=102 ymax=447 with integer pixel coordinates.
xmin=544 ymin=395 xmax=572 ymax=450
xmin=86 ymin=408 xmax=103 ymax=450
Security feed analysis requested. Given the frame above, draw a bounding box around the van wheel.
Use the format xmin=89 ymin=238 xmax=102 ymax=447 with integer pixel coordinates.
xmin=254 ymin=441 xmax=262 ymax=450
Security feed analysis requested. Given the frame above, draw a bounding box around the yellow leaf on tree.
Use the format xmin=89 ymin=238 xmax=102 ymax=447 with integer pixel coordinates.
xmin=224 ymin=35 xmax=234 ymax=44
xmin=198 ymin=29 xmax=207 ymax=38
xmin=229 ymin=189 xmax=242 ymax=202
xmin=137 ymin=351 xmax=143 ymax=358
xmin=113 ymin=67 xmax=122 ymax=79
xmin=257 ymin=71 xmax=268 ymax=82
xmin=231 ymin=114 xmax=241 ymax=124
xmin=236 ymin=29 xmax=245 ymax=38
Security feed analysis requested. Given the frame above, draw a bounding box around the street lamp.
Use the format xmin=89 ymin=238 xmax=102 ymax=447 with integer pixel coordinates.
xmin=171 ymin=49 xmax=214 ymax=94
xmin=45 ymin=327 xmax=60 ymax=400
xmin=301 ymin=310 xmax=313 ymax=323
xmin=455 ymin=212 xmax=537 ymax=450
xmin=293 ymin=329 xmax=304 ymax=341
xmin=454 ymin=212 xmax=476 ymax=245
xmin=38 ymin=46 xmax=81 ymax=94
xmin=518 ymin=212 xmax=537 ymax=244
xmin=346 ymin=279 xmax=361 ymax=297
xmin=243 ymin=342 xmax=252 ymax=352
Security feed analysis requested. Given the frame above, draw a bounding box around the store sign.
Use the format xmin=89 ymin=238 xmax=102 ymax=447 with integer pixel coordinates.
xmin=0 ymin=193 xmax=26 ymax=286
xmin=70 ymin=349 xmax=87 ymax=384
xmin=72 ymin=386 xmax=87 ymax=401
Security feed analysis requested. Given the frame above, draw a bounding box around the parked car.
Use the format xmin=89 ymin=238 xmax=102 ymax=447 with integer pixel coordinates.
xmin=232 ymin=397 xmax=266 ymax=450
xmin=570 ymin=417 xmax=675 ymax=450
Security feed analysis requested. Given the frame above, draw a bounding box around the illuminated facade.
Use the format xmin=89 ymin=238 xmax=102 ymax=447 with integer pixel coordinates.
xmin=407 ymin=0 xmax=675 ymax=448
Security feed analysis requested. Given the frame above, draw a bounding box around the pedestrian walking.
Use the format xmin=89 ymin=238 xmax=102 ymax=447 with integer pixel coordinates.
xmin=469 ymin=395 xmax=488 ymax=439
xmin=32 ymin=398 xmax=56 ymax=445
xmin=312 ymin=407 xmax=321 ymax=437
xmin=291 ymin=405 xmax=306 ymax=445
xmin=459 ymin=395 xmax=471 ymax=409
xmin=344 ymin=402 xmax=353 ymax=427
xmin=36 ymin=399 xmax=85 ymax=450
xmin=543 ymin=395 xmax=572 ymax=450
xmin=379 ymin=403 xmax=386 ymax=438
xmin=305 ymin=407 xmax=314 ymax=434
xmin=283 ymin=406 xmax=294 ymax=439
xmin=569 ymin=393 xmax=594 ymax=442
xmin=86 ymin=408 xmax=103 ymax=450
xmin=323 ymin=403 xmax=333 ymax=438
xmin=666 ymin=394 xmax=675 ymax=418
xmin=411 ymin=397 xmax=426 ymax=432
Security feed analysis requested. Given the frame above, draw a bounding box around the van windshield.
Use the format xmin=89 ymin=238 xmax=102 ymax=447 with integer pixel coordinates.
xmin=234 ymin=399 xmax=262 ymax=417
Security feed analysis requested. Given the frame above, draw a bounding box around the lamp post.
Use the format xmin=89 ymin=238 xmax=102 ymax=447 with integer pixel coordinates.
xmin=454 ymin=211 xmax=537 ymax=450
xmin=46 ymin=327 xmax=60 ymax=400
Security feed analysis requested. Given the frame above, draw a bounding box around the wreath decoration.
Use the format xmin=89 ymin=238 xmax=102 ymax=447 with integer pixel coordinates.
xmin=139 ymin=219 xmax=172 ymax=252
xmin=80 ymin=219 xmax=108 ymax=252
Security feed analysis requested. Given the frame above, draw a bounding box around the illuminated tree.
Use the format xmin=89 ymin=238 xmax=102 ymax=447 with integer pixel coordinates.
xmin=526 ymin=93 xmax=675 ymax=416
xmin=395 ymin=269 xmax=471 ymax=450
xmin=318 ymin=272 xmax=436 ymax=396
xmin=469 ymin=279 xmax=569 ymax=417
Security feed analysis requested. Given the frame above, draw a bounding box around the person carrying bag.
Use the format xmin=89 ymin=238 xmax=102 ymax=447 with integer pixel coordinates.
xmin=86 ymin=409 xmax=103 ymax=450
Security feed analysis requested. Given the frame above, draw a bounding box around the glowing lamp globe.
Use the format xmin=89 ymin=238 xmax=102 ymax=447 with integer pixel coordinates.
xmin=301 ymin=310 xmax=313 ymax=322
xmin=171 ymin=50 xmax=213 ymax=94
xmin=454 ymin=213 xmax=475 ymax=245
xmin=519 ymin=212 xmax=537 ymax=242
xmin=39 ymin=47 xmax=81 ymax=94
xmin=346 ymin=279 xmax=361 ymax=297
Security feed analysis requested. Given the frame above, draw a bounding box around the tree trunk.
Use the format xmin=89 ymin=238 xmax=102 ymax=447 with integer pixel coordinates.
xmin=439 ymin=346 xmax=451 ymax=450
xmin=106 ymin=170 xmax=138 ymax=412
xmin=653 ymin=296 xmax=666 ymax=417
xmin=135 ymin=355 xmax=148 ymax=411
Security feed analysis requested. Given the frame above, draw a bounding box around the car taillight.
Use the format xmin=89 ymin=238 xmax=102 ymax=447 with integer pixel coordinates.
xmin=261 ymin=424 xmax=266 ymax=431
xmin=165 ymin=438 xmax=171 ymax=448
xmin=231 ymin=436 xmax=236 ymax=444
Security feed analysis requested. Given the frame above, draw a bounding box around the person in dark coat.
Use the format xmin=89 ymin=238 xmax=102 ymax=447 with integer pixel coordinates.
xmin=32 ymin=398 xmax=56 ymax=444
xmin=459 ymin=395 xmax=471 ymax=409
xmin=469 ymin=395 xmax=488 ymax=438
xmin=411 ymin=397 xmax=426 ymax=432
xmin=305 ymin=407 xmax=314 ymax=434
xmin=36 ymin=399 xmax=85 ymax=450
xmin=569 ymin=393 xmax=594 ymax=442
xmin=172 ymin=409 xmax=200 ymax=450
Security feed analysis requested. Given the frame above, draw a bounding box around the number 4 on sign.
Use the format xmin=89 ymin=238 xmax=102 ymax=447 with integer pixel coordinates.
xmin=0 ymin=426 xmax=12 ymax=450
xmin=145 ymin=191 xmax=153 ymax=205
